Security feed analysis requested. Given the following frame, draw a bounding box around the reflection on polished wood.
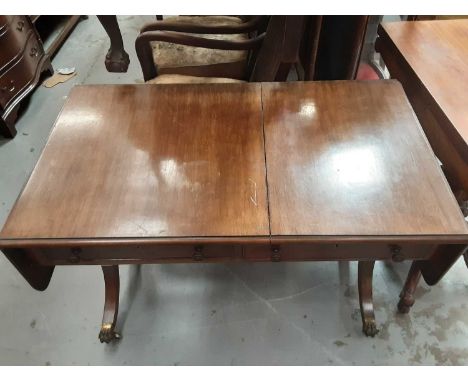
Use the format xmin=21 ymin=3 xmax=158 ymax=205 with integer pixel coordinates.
xmin=262 ymin=81 xmax=467 ymax=237
xmin=0 ymin=84 xmax=269 ymax=239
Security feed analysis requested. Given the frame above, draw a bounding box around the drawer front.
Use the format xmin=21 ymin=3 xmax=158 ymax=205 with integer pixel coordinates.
xmin=32 ymin=243 xmax=243 ymax=266
xmin=0 ymin=16 xmax=34 ymax=72
xmin=244 ymin=242 xmax=437 ymax=262
xmin=0 ymin=31 xmax=44 ymax=109
xmin=25 ymin=242 xmax=439 ymax=266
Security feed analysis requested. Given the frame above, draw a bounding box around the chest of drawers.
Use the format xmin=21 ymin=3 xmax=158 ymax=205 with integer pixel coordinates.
xmin=0 ymin=15 xmax=52 ymax=138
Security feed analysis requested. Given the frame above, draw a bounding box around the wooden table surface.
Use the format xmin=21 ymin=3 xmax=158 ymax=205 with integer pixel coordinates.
xmin=1 ymin=84 xmax=269 ymax=239
xmin=1 ymin=81 xmax=467 ymax=341
xmin=377 ymin=20 xmax=468 ymax=191
xmin=263 ymin=81 xmax=465 ymax=237
xmin=1 ymin=82 xmax=466 ymax=244
xmin=379 ymin=20 xmax=468 ymax=152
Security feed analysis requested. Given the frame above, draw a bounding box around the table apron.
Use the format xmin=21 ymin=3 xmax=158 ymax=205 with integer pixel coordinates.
xmin=20 ymin=242 xmax=440 ymax=266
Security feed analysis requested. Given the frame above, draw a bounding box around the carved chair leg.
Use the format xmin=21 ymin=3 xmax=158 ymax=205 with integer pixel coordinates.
xmin=96 ymin=16 xmax=130 ymax=73
xmin=99 ymin=265 xmax=120 ymax=343
xmin=397 ymin=261 xmax=421 ymax=314
xmin=358 ymin=260 xmax=379 ymax=337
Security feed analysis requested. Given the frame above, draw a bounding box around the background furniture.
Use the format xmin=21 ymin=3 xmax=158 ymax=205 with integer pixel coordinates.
xmin=1 ymin=81 xmax=466 ymax=342
xmin=376 ymin=19 xmax=468 ymax=313
xmin=0 ymin=15 xmax=82 ymax=138
xmin=97 ymin=16 xmax=130 ymax=72
xmin=0 ymin=15 xmax=52 ymax=138
xmin=297 ymin=15 xmax=369 ymax=80
xmin=140 ymin=16 xmax=266 ymax=80
xmin=100 ymin=15 xmax=370 ymax=82
xmin=135 ymin=16 xmax=307 ymax=83
xmin=32 ymin=16 xmax=82 ymax=58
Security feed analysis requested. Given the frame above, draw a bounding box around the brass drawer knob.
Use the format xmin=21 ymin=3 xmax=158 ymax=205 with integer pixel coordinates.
xmin=68 ymin=247 xmax=82 ymax=263
xmin=30 ymin=47 xmax=38 ymax=57
xmin=192 ymin=245 xmax=203 ymax=261
xmin=1 ymin=80 xmax=15 ymax=93
xmin=271 ymin=246 xmax=281 ymax=262
xmin=390 ymin=245 xmax=404 ymax=262
xmin=16 ymin=20 xmax=25 ymax=31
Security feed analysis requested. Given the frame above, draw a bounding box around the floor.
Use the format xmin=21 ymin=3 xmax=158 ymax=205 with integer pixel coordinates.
xmin=1 ymin=16 xmax=467 ymax=366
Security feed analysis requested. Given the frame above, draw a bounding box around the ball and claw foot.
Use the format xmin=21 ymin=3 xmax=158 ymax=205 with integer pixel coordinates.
xmin=362 ymin=320 xmax=379 ymax=337
xmin=397 ymin=291 xmax=415 ymax=314
xmin=397 ymin=299 xmax=411 ymax=314
xmin=98 ymin=323 xmax=121 ymax=343
xmin=104 ymin=49 xmax=130 ymax=73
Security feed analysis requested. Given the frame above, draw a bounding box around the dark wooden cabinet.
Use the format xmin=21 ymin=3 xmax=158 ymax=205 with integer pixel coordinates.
xmin=0 ymin=15 xmax=53 ymax=138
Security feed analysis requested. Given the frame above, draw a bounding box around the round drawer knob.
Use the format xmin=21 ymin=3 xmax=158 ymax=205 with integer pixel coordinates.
xmin=390 ymin=245 xmax=404 ymax=262
xmin=68 ymin=247 xmax=82 ymax=263
xmin=30 ymin=47 xmax=38 ymax=57
xmin=192 ymin=245 xmax=203 ymax=261
xmin=271 ymin=246 xmax=281 ymax=262
xmin=16 ymin=21 xmax=25 ymax=31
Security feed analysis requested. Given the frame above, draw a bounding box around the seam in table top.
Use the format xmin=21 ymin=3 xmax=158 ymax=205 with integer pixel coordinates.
xmin=260 ymin=84 xmax=272 ymax=242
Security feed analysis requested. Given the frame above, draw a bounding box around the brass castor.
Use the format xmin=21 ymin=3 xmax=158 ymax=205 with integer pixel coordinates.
xmin=362 ymin=320 xmax=379 ymax=337
xmin=397 ymin=293 xmax=414 ymax=314
xmin=98 ymin=323 xmax=121 ymax=343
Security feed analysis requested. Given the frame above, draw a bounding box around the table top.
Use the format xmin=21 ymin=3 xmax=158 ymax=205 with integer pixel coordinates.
xmin=262 ymin=81 xmax=466 ymax=237
xmin=379 ymin=20 xmax=468 ymax=153
xmin=1 ymin=82 xmax=467 ymax=245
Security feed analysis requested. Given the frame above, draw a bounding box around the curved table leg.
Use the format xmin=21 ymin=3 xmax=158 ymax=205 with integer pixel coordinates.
xmin=99 ymin=265 xmax=121 ymax=343
xmin=397 ymin=261 xmax=421 ymax=314
xmin=97 ymin=16 xmax=130 ymax=73
xmin=358 ymin=260 xmax=379 ymax=337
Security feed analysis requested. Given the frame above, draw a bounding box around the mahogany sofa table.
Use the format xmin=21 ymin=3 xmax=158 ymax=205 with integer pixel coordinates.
xmin=0 ymin=82 xmax=467 ymax=343
xmin=376 ymin=20 xmax=468 ymax=312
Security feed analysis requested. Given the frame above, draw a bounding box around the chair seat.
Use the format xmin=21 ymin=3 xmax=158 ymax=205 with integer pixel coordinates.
xmin=151 ymin=16 xmax=249 ymax=79
xmin=146 ymin=74 xmax=245 ymax=84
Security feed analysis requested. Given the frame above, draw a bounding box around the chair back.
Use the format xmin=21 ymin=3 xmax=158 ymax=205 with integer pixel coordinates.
xmin=248 ymin=16 xmax=307 ymax=82
xmin=299 ymin=16 xmax=369 ymax=80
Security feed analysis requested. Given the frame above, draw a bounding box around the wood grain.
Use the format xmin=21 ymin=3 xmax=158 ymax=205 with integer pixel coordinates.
xmin=0 ymin=84 xmax=269 ymax=239
xmin=262 ymin=81 xmax=468 ymax=237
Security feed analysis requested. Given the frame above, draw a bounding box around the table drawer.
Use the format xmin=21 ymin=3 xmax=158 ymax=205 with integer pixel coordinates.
xmin=31 ymin=243 xmax=243 ymax=265
xmin=0 ymin=16 xmax=34 ymax=72
xmin=244 ymin=242 xmax=437 ymax=262
xmin=0 ymin=31 xmax=44 ymax=109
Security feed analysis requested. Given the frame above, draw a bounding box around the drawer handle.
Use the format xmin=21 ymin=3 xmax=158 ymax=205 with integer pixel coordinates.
xmin=68 ymin=247 xmax=82 ymax=264
xmin=1 ymin=80 xmax=15 ymax=93
xmin=16 ymin=20 xmax=25 ymax=31
xmin=30 ymin=47 xmax=38 ymax=57
xmin=192 ymin=245 xmax=204 ymax=261
xmin=390 ymin=245 xmax=404 ymax=262
xmin=271 ymin=246 xmax=281 ymax=262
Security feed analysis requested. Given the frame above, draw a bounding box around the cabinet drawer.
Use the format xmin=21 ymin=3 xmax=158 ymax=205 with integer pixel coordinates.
xmin=0 ymin=31 xmax=44 ymax=109
xmin=0 ymin=16 xmax=34 ymax=72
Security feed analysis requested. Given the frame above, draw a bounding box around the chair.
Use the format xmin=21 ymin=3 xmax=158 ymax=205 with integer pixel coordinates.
xmin=135 ymin=16 xmax=308 ymax=84
xmin=298 ymin=16 xmax=369 ymax=81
